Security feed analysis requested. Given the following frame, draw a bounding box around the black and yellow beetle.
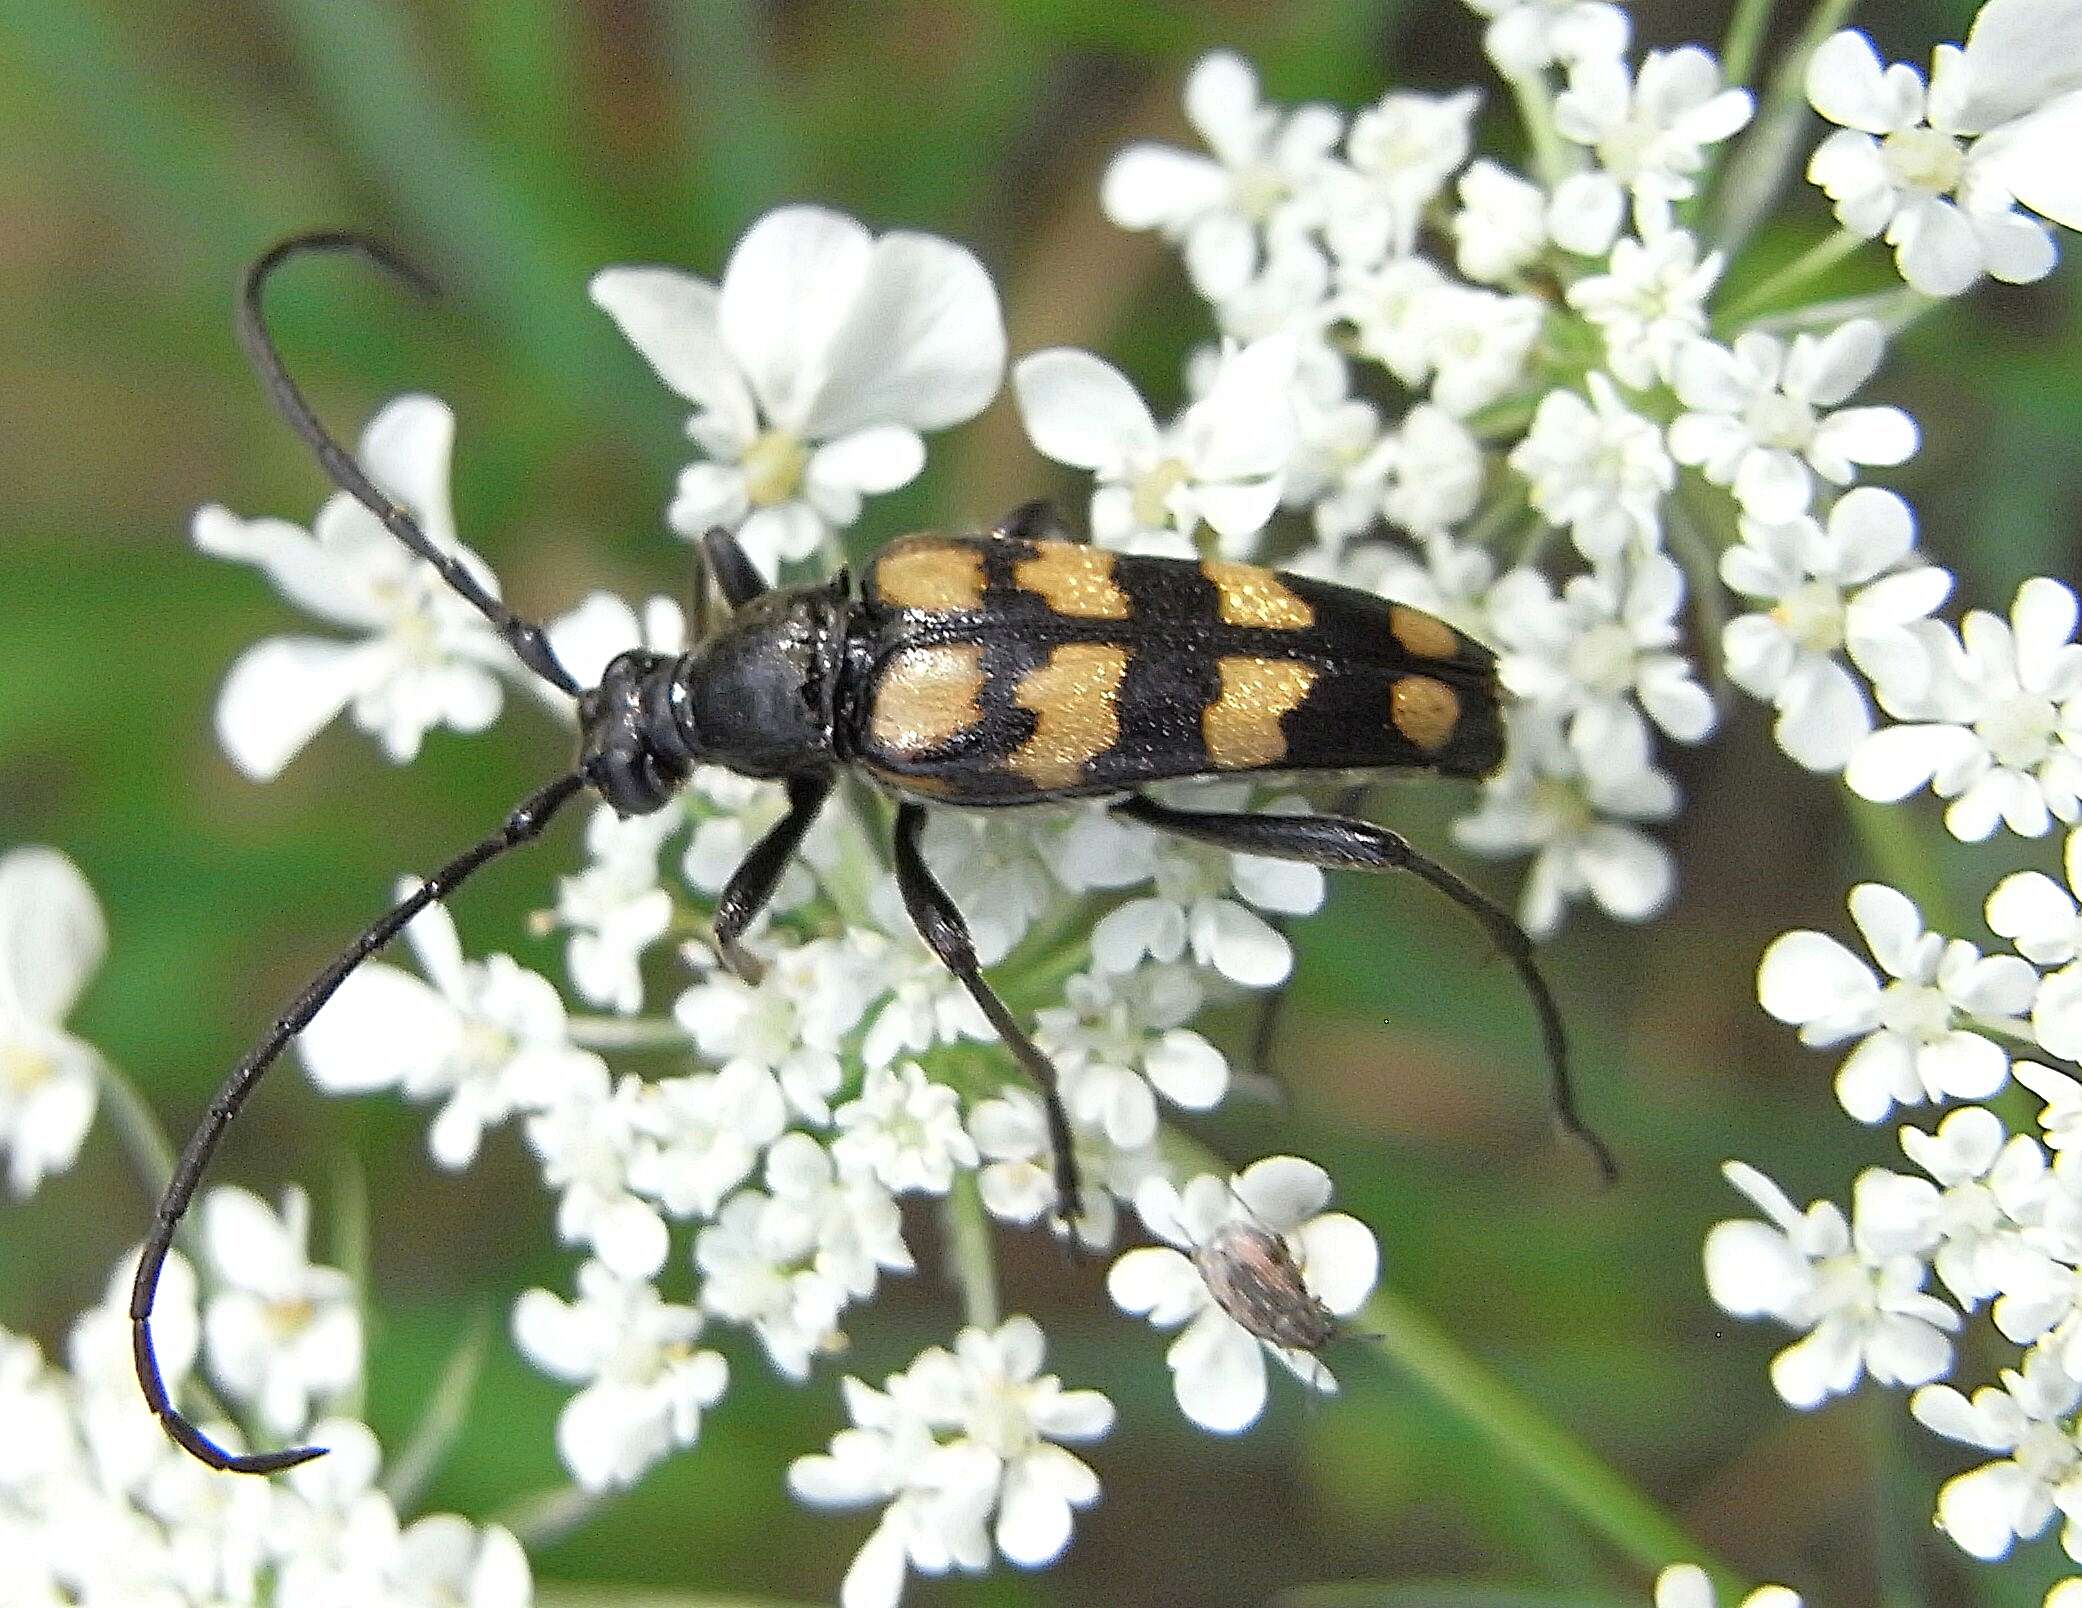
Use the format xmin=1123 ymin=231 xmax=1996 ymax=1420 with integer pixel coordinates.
xmin=132 ymin=233 xmax=1612 ymax=1479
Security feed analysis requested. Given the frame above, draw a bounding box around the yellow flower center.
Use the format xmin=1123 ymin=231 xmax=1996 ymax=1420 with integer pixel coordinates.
xmin=742 ymin=430 xmax=810 ymax=507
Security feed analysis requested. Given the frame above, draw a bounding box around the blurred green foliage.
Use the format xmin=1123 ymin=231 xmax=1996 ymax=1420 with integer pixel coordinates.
xmin=2 ymin=2 xmax=2080 ymax=1606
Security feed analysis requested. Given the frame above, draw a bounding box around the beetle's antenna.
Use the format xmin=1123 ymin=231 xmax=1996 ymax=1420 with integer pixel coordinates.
xmin=131 ymin=769 xmax=588 ymax=1473
xmin=237 ymin=231 xmax=581 ymax=698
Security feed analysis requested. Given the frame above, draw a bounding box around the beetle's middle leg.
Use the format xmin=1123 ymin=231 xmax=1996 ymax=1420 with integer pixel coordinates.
xmin=890 ymin=802 xmax=1085 ymax=1232
xmin=1114 ymin=793 xmax=1616 ymax=1181
xmin=712 ymin=773 xmax=834 ymax=979
xmin=1244 ymin=782 xmax=1376 ymax=1088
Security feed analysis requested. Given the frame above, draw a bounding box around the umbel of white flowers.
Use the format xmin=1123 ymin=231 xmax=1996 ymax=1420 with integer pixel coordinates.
xmin=13 ymin=0 xmax=2082 ymax=1603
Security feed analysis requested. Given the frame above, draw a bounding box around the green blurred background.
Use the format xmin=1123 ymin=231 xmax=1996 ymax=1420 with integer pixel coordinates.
xmin=3 ymin=1 xmax=2080 ymax=1604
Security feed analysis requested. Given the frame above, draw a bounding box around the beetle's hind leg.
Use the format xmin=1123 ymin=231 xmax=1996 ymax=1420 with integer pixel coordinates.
xmin=890 ymin=803 xmax=1087 ymax=1238
xmin=988 ymin=499 xmax=1080 ymax=544
xmin=1114 ymin=793 xmax=1617 ymax=1182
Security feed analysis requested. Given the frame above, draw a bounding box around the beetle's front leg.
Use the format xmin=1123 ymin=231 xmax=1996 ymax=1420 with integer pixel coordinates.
xmin=890 ymin=802 xmax=1086 ymax=1237
xmin=712 ymin=772 xmax=834 ymax=979
xmin=1114 ymin=793 xmax=1617 ymax=1182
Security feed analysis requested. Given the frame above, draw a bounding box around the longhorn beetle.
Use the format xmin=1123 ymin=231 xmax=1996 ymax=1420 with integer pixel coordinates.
xmin=133 ymin=230 xmax=1615 ymax=1477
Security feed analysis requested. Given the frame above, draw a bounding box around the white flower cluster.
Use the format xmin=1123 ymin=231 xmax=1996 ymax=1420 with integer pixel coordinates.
xmin=0 ymin=1199 xmax=526 ymax=1607
xmin=20 ymin=0 xmax=2074 ymax=1601
xmin=1710 ymin=848 xmax=2082 ymax=1583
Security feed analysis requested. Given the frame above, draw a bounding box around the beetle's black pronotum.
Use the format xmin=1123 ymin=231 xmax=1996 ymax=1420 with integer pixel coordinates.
xmin=134 ymin=231 xmax=1615 ymax=1476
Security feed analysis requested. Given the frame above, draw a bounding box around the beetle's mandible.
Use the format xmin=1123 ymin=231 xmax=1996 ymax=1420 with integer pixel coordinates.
xmin=132 ymin=232 xmax=1614 ymax=1478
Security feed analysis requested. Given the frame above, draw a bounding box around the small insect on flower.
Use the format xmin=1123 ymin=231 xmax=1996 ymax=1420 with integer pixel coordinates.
xmin=135 ymin=227 xmax=1614 ymax=1478
xmin=1192 ymin=1218 xmax=1339 ymax=1353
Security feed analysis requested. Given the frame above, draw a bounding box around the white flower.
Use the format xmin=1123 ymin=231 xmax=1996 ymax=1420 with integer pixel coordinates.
xmin=1943 ymin=0 xmax=2082 ymax=238
xmin=1806 ymin=29 xmax=2060 ymax=296
xmin=545 ymin=802 xmax=679 ymax=1014
xmin=542 ymin=590 xmax=686 ymax=701
xmin=1380 ymin=404 xmax=1486 ymax=540
xmin=1719 ymin=487 xmax=1952 ymax=771
xmin=697 ymin=1134 xmax=911 ymax=1379
xmin=1280 ymin=386 xmax=1389 ymax=547
xmin=676 ymin=935 xmax=879 ymax=1125
xmin=385 ymin=1516 xmax=533 ymax=1608
xmin=1463 ymin=0 xmax=1629 ymax=78
xmin=1452 ymin=158 xmax=1549 ymax=283
xmin=1108 ymin=1157 xmax=1377 ymax=1432
xmin=1847 ymin=577 xmax=2082 ymax=840
xmin=592 ymin=206 xmax=1005 ymax=581
xmin=1037 ymin=966 xmax=1229 ymax=1150
xmin=299 ymin=891 xmax=603 ymax=1170
xmin=1452 ymin=711 xmax=1678 ymax=936
xmin=1668 ymin=322 xmax=1919 ymax=522
xmin=1566 ymin=226 xmax=1723 ymax=389
xmin=1334 ymin=89 xmax=1481 ymax=263
xmin=1490 ymin=556 xmax=1714 ymax=750
xmin=1704 ymin=1161 xmax=1955 ymax=1407
xmin=967 ymin=1088 xmax=1132 ymax=1251
xmin=1015 ymin=338 xmax=1299 ymax=556
xmin=512 ymin=1260 xmax=728 ymax=1491
xmin=1334 ymin=255 xmax=1450 ymax=386
xmin=2018 ymin=1058 xmax=2082 ymax=1154
xmin=790 ymin=1315 xmax=1112 ymax=1606
xmin=0 ymin=846 xmax=104 ymax=1196
xmin=1551 ymin=48 xmax=1753 ymax=254
xmin=1061 ymin=787 xmax=1325 ymax=988
xmin=627 ymin=1063 xmax=788 ymax=1220
xmin=1506 ymin=374 xmax=1674 ymax=563
xmin=1101 ymin=52 xmax=1344 ymax=301
xmin=1898 ymin=1105 xmax=2050 ymax=1306
xmin=525 ymin=1064 xmax=670 ymax=1278
xmin=1911 ymin=1346 xmax=2082 ymax=1560
xmin=199 ymin=1186 xmax=361 ymax=1437
xmin=1363 ymin=533 xmax=1498 ymax=639
xmin=1421 ymin=285 xmax=1545 ymax=417
xmin=193 ymin=395 xmax=512 ymax=779
xmin=1990 ymin=830 xmax=2082 ymax=1056
xmin=833 ymin=1063 xmax=980 ymax=1196
xmin=1655 ymin=1562 xmax=1804 ymax=1608
xmin=1758 ymin=882 xmax=2035 ymax=1121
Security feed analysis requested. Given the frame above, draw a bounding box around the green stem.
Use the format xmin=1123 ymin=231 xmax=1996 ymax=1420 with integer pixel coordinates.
xmin=566 ymin=1015 xmax=697 ymax=1052
xmin=1841 ymin=793 xmax=1966 ymax=935
xmin=1719 ymin=227 xmax=1867 ymax=328
xmin=1706 ymin=0 xmax=1862 ymax=256
xmin=1665 ymin=494 xmax=1734 ymax=699
xmin=1720 ymin=0 xmax=1780 ymax=89
xmin=1508 ymin=68 xmax=1575 ymax=190
xmin=1362 ymin=1289 xmax=1746 ymax=1599
xmin=94 ymin=1059 xmax=176 ymax=1201
xmin=943 ymin=1171 xmax=1001 ymax=1332
xmin=497 ymin=1482 xmax=609 ymax=1549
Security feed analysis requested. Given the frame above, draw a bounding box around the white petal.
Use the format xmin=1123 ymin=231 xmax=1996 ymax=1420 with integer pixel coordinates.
xmin=360 ymin=395 xmax=460 ymax=550
xmin=1296 ymin=1213 xmax=1379 ymax=1316
xmin=807 ymin=231 xmax=1007 ymax=436
xmin=1758 ymin=930 xmax=1876 ymax=1028
xmin=214 ymin=637 xmax=381 ymax=781
xmin=1703 ymin=1220 xmax=1808 ymax=1318
xmin=297 ymin=963 xmax=460 ymax=1094
xmin=1169 ymin=1312 xmax=1269 ymax=1433
xmin=1108 ymin=1246 xmax=1204 ymax=1328
xmin=589 ymin=266 xmax=755 ymax=437
xmin=719 ymin=206 xmax=874 ymax=433
xmin=995 ymin=1458 xmax=1075 ymax=1567
xmin=809 ymin=427 xmax=927 ymax=496
xmin=1013 ymin=349 xmax=1158 ymax=473
xmin=0 ymin=847 xmax=105 ymax=1028
xmin=1811 ymin=405 xmax=1919 ymax=470
xmin=1101 ymin=145 xmax=1230 ymax=228
xmin=1233 ymin=1156 xmax=1332 ymax=1230
xmin=1954 ymin=0 xmax=2082 ymax=130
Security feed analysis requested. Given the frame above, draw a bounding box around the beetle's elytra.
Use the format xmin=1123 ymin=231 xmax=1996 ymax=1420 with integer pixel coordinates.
xmin=133 ymin=232 xmax=1611 ymax=1481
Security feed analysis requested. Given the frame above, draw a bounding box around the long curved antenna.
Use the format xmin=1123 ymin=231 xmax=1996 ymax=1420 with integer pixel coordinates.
xmin=131 ymin=770 xmax=588 ymax=1473
xmin=238 ymin=231 xmax=581 ymax=698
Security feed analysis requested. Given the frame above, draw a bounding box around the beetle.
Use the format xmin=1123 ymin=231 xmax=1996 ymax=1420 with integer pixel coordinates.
xmin=132 ymin=231 xmax=1613 ymax=1477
